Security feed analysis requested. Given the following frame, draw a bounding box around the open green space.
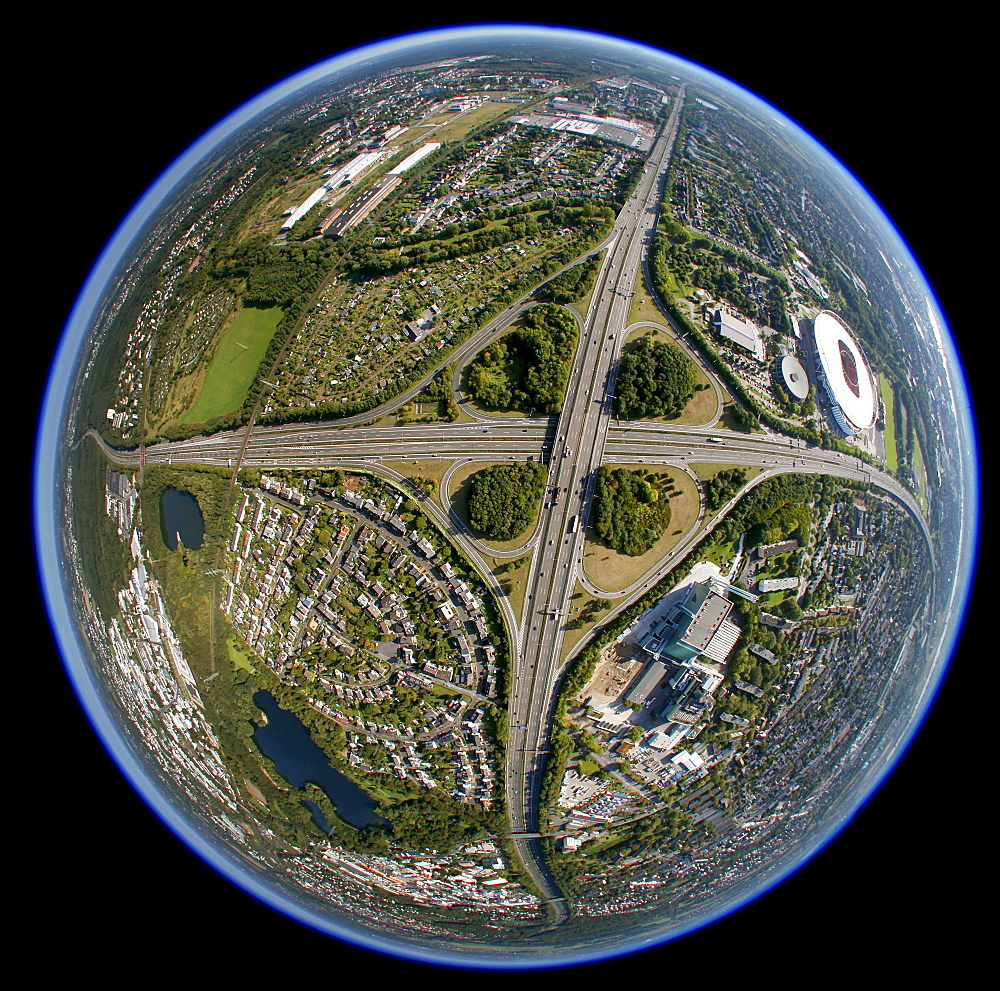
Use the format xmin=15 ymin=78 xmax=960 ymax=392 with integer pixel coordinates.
xmin=228 ymin=639 xmax=255 ymax=673
xmin=491 ymin=552 xmax=533 ymax=622
xmin=911 ymin=429 xmax=929 ymax=514
xmin=429 ymin=101 xmax=519 ymax=143
xmin=583 ymin=465 xmax=700 ymax=593
xmin=627 ymin=280 xmax=668 ymax=327
xmin=879 ymin=374 xmax=898 ymax=471
xmin=690 ymin=462 xmax=763 ymax=484
xmin=181 ymin=305 xmax=283 ymax=424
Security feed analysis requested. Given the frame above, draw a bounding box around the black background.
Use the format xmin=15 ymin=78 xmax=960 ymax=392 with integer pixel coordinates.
xmin=30 ymin=15 xmax=980 ymax=979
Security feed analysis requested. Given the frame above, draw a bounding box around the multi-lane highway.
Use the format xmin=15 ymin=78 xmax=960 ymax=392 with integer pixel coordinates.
xmin=91 ymin=82 xmax=929 ymax=924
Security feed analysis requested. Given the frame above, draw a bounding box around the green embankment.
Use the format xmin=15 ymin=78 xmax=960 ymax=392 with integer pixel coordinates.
xmin=182 ymin=305 xmax=283 ymax=423
xmin=878 ymin=375 xmax=897 ymax=472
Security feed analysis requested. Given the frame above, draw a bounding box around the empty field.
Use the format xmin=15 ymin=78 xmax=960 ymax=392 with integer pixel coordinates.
xmin=181 ymin=305 xmax=283 ymax=424
xmin=879 ymin=375 xmax=897 ymax=471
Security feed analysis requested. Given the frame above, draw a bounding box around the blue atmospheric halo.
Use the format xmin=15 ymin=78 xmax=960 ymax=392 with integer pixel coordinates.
xmin=36 ymin=22 xmax=977 ymax=970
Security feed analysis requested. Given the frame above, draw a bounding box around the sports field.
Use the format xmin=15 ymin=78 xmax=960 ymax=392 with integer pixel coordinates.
xmin=181 ymin=305 xmax=282 ymax=423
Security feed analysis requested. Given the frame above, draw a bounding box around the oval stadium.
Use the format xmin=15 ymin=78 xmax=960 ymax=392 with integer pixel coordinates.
xmin=812 ymin=311 xmax=877 ymax=434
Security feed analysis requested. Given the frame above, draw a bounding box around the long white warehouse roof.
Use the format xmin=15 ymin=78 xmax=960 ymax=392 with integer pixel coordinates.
xmin=389 ymin=142 xmax=441 ymax=175
xmin=813 ymin=311 xmax=876 ymax=432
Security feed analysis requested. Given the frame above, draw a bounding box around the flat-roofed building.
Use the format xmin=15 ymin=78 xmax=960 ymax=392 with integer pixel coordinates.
xmin=625 ymin=660 xmax=669 ymax=706
xmin=713 ymin=309 xmax=764 ymax=361
xmin=758 ymin=576 xmax=799 ymax=593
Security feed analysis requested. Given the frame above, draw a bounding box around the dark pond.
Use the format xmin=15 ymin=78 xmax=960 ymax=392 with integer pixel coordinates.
xmin=160 ymin=487 xmax=204 ymax=550
xmin=252 ymin=690 xmax=389 ymax=830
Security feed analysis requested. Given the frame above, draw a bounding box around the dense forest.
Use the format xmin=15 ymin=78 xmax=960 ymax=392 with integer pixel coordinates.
xmin=615 ymin=334 xmax=697 ymax=420
xmin=591 ymin=467 xmax=674 ymax=556
xmin=712 ymin=473 xmax=819 ymax=547
xmin=466 ymin=303 xmax=579 ymax=414
xmin=466 ymin=462 xmax=547 ymax=541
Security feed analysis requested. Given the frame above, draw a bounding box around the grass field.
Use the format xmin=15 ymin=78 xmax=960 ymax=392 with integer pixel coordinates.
xmin=491 ymin=552 xmax=533 ymax=621
xmin=181 ymin=305 xmax=283 ymax=423
xmin=627 ymin=280 xmax=666 ymax=327
xmin=911 ymin=430 xmax=928 ymax=513
xmin=583 ymin=464 xmax=701 ymax=593
xmin=228 ymin=640 xmax=255 ymax=672
xmin=878 ymin=375 xmax=898 ymax=471
xmin=689 ymin=462 xmax=763 ymax=483
xmin=429 ymin=102 xmax=518 ymax=143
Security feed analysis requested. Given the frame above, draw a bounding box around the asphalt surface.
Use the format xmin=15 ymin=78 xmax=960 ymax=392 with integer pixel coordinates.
xmin=86 ymin=82 xmax=931 ymax=925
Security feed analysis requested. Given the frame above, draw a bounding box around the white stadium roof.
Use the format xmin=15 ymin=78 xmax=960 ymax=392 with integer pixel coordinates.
xmin=812 ymin=311 xmax=876 ymax=433
xmin=780 ymin=354 xmax=810 ymax=400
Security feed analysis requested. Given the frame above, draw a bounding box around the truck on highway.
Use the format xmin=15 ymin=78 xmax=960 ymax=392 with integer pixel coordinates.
xmin=569 ymin=515 xmax=580 ymax=533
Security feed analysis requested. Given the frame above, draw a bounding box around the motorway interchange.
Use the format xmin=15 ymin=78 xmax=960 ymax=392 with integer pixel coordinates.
xmin=96 ymin=86 xmax=927 ymax=919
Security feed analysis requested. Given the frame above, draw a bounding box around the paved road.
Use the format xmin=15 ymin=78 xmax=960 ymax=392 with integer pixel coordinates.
xmin=87 ymin=82 xmax=930 ymax=926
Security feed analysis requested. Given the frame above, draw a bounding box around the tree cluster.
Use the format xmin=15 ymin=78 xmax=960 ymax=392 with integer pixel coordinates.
xmin=466 ymin=462 xmax=546 ymax=541
xmin=713 ymin=473 xmax=817 ymax=546
xmin=466 ymin=303 xmax=578 ymax=414
xmin=615 ymin=335 xmax=696 ymax=420
xmin=591 ymin=467 xmax=673 ymax=556
xmin=704 ymin=467 xmax=748 ymax=511
xmin=539 ymin=254 xmax=601 ymax=303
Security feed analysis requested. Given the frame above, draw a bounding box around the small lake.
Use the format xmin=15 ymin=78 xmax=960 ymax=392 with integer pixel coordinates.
xmin=160 ymin=487 xmax=204 ymax=550
xmin=252 ymin=690 xmax=390 ymax=830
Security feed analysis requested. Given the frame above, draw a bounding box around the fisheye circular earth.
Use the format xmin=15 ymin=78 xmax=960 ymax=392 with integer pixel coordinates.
xmin=35 ymin=23 xmax=978 ymax=970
